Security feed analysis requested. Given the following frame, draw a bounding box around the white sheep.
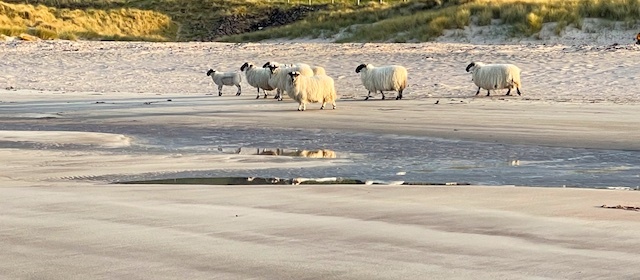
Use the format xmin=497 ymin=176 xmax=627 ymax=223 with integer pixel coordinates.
xmin=465 ymin=62 xmax=522 ymax=96
xmin=286 ymin=71 xmax=337 ymax=111
xmin=206 ymin=69 xmax=242 ymax=96
xmin=240 ymin=62 xmax=276 ymax=99
xmin=355 ymin=64 xmax=408 ymax=100
xmin=267 ymin=64 xmax=314 ymax=101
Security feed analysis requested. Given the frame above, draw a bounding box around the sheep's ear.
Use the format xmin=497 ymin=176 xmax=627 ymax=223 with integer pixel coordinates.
xmin=355 ymin=64 xmax=366 ymax=73
xmin=465 ymin=62 xmax=475 ymax=72
xmin=241 ymin=63 xmax=248 ymax=71
xmin=206 ymin=69 xmax=214 ymax=76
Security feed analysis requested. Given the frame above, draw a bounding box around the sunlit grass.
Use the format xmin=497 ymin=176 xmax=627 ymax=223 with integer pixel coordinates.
xmin=0 ymin=1 xmax=177 ymax=40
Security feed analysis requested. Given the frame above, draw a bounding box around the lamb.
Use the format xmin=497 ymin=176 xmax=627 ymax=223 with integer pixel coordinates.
xmin=206 ymin=69 xmax=242 ymax=96
xmin=267 ymin=64 xmax=314 ymax=101
xmin=240 ymin=62 xmax=276 ymax=99
xmin=465 ymin=62 xmax=522 ymax=96
xmin=286 ymin=71 xmax=337 ymax=111
xmin=355 ymin=64 xmax=408 ymax=100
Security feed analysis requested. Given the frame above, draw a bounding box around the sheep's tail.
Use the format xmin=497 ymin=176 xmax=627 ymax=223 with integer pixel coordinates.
xmin=512 ymin=79 xmax=521 ymax=88
xmin=400 ymin=78 xmax=407 ymax=91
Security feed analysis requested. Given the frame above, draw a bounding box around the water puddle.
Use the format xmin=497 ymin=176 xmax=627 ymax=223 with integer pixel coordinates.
xmin=1 ymin=123 xmax=638 ymax=188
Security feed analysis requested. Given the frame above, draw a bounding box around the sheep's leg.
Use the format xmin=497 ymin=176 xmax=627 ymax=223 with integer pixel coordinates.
xmin=396 ymin=89 xmax=403 ymax=100
xmin=516 ymin=87 xmax=522 ymax=96
xmin=365 ymin=91 xmax=371 ymax=100
xmin=486 ymin=90 xmax=491 ymax=96
xmin=274 ymin=89 xmax=281 ymax=100
xmin=381 ymin=91 xmax=385 ymax=100
xmin=236 ymin=85 xmax=241 ymax=96
xmin=278 ymin=91 xmax=284 ymax=101
xmin=255 ymin=88 xmax=261 ymax=99
xmin=263 ymin=91 xmax=268 ymax=99
xmin=332 ymin=101 xmax=336 ymax=109
xmin=320 ymin=101 xmax=326 ymax=110
xmin=505 ymin=88 xmax=511 ymax=96
xmin=298 ymin=102 xmax=306 ymax=111
xmin=218 ymin=85 xmax=223 ymax=96
xmin=475 ymin=87 xmax=480 ymax=96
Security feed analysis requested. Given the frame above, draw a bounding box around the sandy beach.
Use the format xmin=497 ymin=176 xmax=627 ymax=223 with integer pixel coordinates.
xmin=1 ymin=40 xmax=640 ymax=279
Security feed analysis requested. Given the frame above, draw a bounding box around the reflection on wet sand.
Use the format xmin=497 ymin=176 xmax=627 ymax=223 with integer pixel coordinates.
xmin=218 ymin=147 xmax=337 ymax=158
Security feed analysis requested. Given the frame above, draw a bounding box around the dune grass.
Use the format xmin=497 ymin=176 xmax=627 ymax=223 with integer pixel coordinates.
xmin=222 ymin=0 xmax=640 ymax=42
xmin=1 ymin=0 xmax=639 ymax=42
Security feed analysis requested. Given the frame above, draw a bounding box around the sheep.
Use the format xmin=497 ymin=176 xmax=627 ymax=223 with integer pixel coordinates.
xmin=311 ymin=66 xmax=326 ymax=76
xmin=263 ymin=61 xmax=325 ymax=76
xmin=465 ymin=62 xmax=522 ymax=96
xmin=206 ymin=69 xmax=242 ymax=96
xmin=262 ymin=61 xmax=295 ymax=69
xmin=240 ymin=62 xmax=276 ymax=99
xmin=355 ymin=64 xmax=408 ymax=100
xmin=267 ymin=64 xmax=314 ymax=101
xmin=286 ymin=71 xmax=337 ymax=111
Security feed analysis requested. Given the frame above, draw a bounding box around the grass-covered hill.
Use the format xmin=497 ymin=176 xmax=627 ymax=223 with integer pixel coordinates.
xmin=1 ymin=0 xmax=639 ymax=42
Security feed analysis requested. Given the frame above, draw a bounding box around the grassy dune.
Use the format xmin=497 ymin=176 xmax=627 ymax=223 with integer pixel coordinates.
xmin=1 ymin=0 xmax=639 ymax=42
xmin=226 ymin=0 xmax=640 ymax=42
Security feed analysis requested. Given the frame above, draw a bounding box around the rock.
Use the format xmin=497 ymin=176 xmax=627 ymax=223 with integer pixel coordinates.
xmin=209 ymin=5 xmax=324 ymax=40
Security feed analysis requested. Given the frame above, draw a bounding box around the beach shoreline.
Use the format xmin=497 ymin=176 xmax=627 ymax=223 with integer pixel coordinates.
xmin=1 ymin=41 xmax=640 ymax=279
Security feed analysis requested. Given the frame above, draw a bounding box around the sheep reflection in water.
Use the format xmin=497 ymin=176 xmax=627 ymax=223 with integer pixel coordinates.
xmin=258 ymin=148 xmax=337 ymax=158
xmin=221 ymin=147 xmax=336 ymax=158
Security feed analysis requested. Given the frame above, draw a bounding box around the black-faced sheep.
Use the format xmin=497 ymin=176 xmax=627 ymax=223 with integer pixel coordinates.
xmin=206 ymin=69 xmax=242 ymax=96
xmin=267 ymin=64 xmax=314 ymax=101
xmin=240 ymin=62 xmax=275 ymax=99
xmin=465 ymin=62 xmax=522 ymax=96
xmin=286 ymin=71 xmax=337 ymax=111
xmin=355 ymin=64 xmax=408 ymax=100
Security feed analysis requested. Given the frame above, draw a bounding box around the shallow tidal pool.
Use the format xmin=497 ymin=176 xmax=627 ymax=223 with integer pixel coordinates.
xmin=2 ymin=124 xmax=639 ymax=188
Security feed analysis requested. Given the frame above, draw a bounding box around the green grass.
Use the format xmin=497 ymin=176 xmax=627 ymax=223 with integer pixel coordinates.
xmin=1 ymin=0 xmax=640 ymax=42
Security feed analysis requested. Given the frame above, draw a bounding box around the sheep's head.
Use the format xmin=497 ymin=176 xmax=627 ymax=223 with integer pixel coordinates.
xmin=465 ymin=62 xmax=477 ymax=73
xmin=206 ymin=69 xmax=215 ymax=76
xmin=355 ymin=64 xmax=367 ymax=73
xmin=240 ymin=62 xmax=252 ymax=71
xmin=288 ymin=71 xmax=300 ymax=83
xmin=268 ymin=64 xmax=279 ymax=74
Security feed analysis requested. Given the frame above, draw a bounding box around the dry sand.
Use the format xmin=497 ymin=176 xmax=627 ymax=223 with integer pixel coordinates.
xmin=1 ymin=40 xmax=640 ymax=279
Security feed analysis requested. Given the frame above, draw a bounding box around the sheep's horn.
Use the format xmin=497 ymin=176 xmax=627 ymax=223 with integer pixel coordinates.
xmin=465 ymin=63 xmax=475 ymax=72
xmin=355 ymin=64 xmax=366 ymax=73
xmin=262 ymin=62 xmax=271 ymax=68
xmin=240 ymin=62 xmax=249 ymax=71
xmin=206 ymin=69 xmax=214 ymax=76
